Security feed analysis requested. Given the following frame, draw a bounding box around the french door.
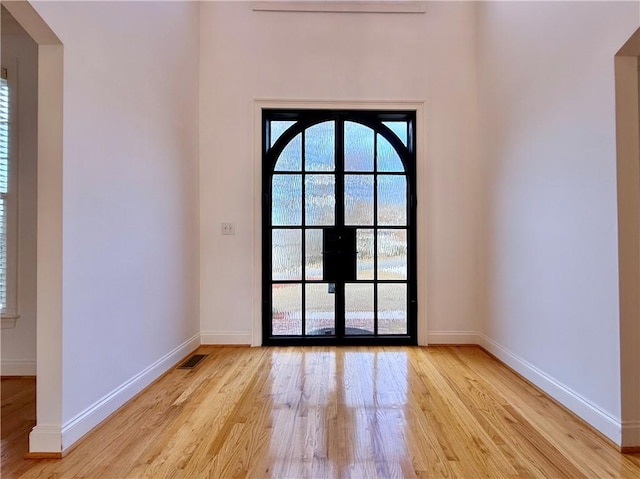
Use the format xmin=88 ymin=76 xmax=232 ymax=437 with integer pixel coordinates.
xmin=262 ymin=110 xmax=417 ymax=345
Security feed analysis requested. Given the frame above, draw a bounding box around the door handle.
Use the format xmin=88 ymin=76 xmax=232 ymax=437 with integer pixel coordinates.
xmin=323 ymin=227 xmax=357 ymax=281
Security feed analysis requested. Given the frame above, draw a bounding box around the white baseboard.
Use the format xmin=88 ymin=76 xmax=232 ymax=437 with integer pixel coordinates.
xmin=27 ymin=329 xmax=630 ymax=451
xmin=477 ymin=333 xmax=622 ymax=445
xmin=622 ymin=420 xmax=640 ymax=448
xmin=200 ymin=331 xmax=252 ymax=345
xmin=1 ymin=359 xmax=36 ymax=376
xmin=427 ymin=331 xmax=481 ymax=345
xmin=29 ymin=425 xmax=63 ymax=453
xmin=59 ymin=333 xmax=201 ymax=452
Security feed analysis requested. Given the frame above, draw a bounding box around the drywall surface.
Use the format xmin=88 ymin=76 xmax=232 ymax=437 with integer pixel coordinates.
xmin=0 ymin=9 xmax=38 ymax=376
xmin=30 ymin=1 xmax=200 ymax=438
xmin=199 ymin=1 xmax=482 ymax=343
xmin=477 ymin=0 xmax=639 ymax=441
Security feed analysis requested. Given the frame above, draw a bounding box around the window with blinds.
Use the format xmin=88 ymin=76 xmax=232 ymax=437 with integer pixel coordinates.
xmin=0 ymin=68 xmax=9 ymax=312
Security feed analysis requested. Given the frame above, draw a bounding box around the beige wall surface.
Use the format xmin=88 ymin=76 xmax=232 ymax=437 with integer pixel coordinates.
xmin=199 ymin=0 xmax=483 ymax=344
xmin=476 ymin=0 xmax=639 ymax=443
xmin=28 ymin=0 xmax=201 ymax=449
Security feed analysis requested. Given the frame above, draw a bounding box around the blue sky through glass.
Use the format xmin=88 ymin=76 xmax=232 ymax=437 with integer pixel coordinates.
xmin=270 ymin=120 xmax=296 ymax=147
xmin=382 ymin=121 xmax=407 ymax=146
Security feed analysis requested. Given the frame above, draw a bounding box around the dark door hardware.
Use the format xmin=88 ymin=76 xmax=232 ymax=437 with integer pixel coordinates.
xmin=322 ymin=227 xmax=357 ymax=282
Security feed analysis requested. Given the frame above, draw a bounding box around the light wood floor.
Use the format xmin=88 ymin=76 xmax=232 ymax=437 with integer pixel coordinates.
xmin=3 ymin=346 xmax=640 ymax=478
xmin=1 ymin=377 xmax=36 ymax=479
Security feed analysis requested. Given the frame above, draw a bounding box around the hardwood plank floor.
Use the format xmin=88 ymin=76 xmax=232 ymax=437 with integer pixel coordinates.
xmin=1 ymin=377 xmax=36 ymax=479
xmin=2 ymin=346 xmax=640 ymax=478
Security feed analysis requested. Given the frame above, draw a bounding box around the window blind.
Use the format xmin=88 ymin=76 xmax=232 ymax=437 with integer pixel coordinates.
xmin=0 ymin=68 xmax=9 ymax=311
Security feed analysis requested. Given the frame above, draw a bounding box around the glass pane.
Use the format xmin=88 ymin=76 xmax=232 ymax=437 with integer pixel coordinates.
xmin=345 ymin=175 xmax=373 ymax=226
xmin=377 ymin=229 xmax=407 ymax=280
xmin=305 ymin=175 xmax=335 ymax=226
xmin=0 ymin=79 xmax=8 ymax=196
xmin=345 ymin=283 xmax=374 ymax=335
xmin=272 ymin=284 xmax=302 ymax=335
xmin=270 ymin=120 xmax=296 ymax=148
xmin=378 ymin=284 xmax=407 ymax=335
xmin=274 ymin=133 xmax=302 ymax=171
xmin=0 ymin=126 xmax=8 ymax=158
xmin=305 ymin=229 xmax=323 ymax=280
xmin=344 ymin=121 xmax=374 ymax=172
xmin=306 ymin=284 xmax=335 ymax=336
xmin=272 ymin=174 xmax=302 ymax=226
xmin=382 ymin=121 xmax=408 ymax=147
xmin=272 ymin=229 xmax=301 ymax=280
xmin=305 ymin=121 xmax=334 ymax=171
xmin=377 ymin=175 xmax=406 ymax=226
xmin=0 ymin=142 xmax=7 ymax=194
xmin=356 ymin=229 xmax=374 ymax=280
xmin=377 ymin=134 xmax=405 ymax=172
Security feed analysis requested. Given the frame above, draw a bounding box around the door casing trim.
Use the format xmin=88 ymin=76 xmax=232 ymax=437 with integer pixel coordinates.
xmin=252 ymin=99 xmax=427 ymax=346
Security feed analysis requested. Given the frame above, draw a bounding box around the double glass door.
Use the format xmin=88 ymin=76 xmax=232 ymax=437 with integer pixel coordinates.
xmin=262 ymin=110 xmax=416 ymax=345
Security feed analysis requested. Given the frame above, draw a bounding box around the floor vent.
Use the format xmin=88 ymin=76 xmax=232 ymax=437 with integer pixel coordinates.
xmin=178 ymin=354 xmax=207 ymax=369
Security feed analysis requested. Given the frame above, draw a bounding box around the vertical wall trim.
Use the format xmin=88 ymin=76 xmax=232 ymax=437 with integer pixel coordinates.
xmin=30 ymin=41 xmax=64 ymax=454
xmin=615 ymin=28 xmax=640 ymax=448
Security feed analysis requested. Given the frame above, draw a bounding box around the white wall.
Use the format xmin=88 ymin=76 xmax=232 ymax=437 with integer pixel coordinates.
xmin=199 ymin=1 xmax=482 ymax=344
xmin=476 ymin=1 xmax=640 ymax=443
xmin=0 ymin=9 xmax=38 ymax=376
xmin=10 ymin=0 xmax=637 ymax=452
xmin=28 ymin=1 xmax=201 ymax=450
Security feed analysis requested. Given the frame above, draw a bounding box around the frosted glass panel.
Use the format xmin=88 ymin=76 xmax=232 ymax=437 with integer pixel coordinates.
xmin=382 ymin=121 xmax=408 ymax=147
xmin=305 ymin=121 xmax=334 ymax=171
xmin=270 ymin=120 xmax=296 ymax=147
xmin=378 ymin=284 xmax=407 ymax=335
xmin=305 ymin=175 xmax=335 ymax=226
xmin=274 ymin=133 xmax=302 ymax=171
xmin=272 ymin=284 xmax=302 ymax=335
xmin=377 ymin=134 xmax=404 ymax=172
xmin=306 ymin=284 xmax=335 ymax=336
xmin=272 ymin=229 xmax=301 ymax=280
xmin=377 ymin=175 xmax=406 ymax=226
xmin=345 ymin=175 xmax=374 ymax=226
xmin=272 ymin=175 xmax=302 ymax=225
xmin=356 ymin=229 xmax=374 ymax=280
xmin=377 ymin=229 xmax=407 ymax=280
xmin=345 ymin=283 xmax=374 ymax=335
xmin=344 ymin=121 xmax=374 ymax=171
xmin=305 ymin=229 xmax=323 ymax=280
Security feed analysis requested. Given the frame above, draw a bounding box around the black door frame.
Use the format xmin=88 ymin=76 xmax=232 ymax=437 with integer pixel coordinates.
xmin=262 ymin=109 xmax=417 ymax=346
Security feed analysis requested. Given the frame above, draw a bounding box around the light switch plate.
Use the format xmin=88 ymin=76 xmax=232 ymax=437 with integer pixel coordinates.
xmin=221 ymin=222 xmax=235 ymax=235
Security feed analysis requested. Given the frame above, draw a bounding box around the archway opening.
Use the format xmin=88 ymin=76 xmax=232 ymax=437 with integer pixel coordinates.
xmin=1 ymin=1 xmax=64 ymax=454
